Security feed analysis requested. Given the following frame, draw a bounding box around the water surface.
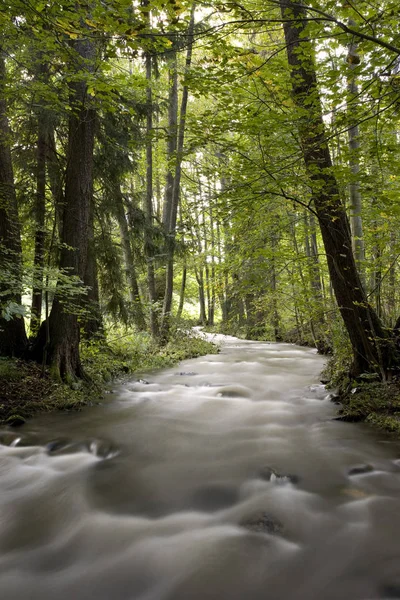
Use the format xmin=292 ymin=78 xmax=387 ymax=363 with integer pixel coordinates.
xmin=1 ymin=335 xmax=400 ymax=599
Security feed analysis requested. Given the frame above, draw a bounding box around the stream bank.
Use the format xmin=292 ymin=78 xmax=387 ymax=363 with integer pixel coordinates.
xmin=0 ymin=330 xmax=217 ymax=426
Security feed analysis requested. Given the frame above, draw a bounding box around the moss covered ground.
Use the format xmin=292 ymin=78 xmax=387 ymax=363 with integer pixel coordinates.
xmin=0 ymin=330 xmax=218 ymax=427
xmin=335 ymin=380 xmax=400 ymax=434
xmin=323 ymin=348 xmax=400 ymax=436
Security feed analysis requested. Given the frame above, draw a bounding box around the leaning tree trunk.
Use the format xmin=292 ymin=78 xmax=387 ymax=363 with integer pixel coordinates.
xmin=280 ymin=0 xmax=396 ymax=378
xmin=32 ymin=35 xmax=96 ymax=380
xmin=0 ymin=51 xmax=27 ymax=356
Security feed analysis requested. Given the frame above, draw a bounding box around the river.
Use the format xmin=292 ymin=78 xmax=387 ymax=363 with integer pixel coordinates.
xmin=1 ymin=335 xmax=400 ymax=599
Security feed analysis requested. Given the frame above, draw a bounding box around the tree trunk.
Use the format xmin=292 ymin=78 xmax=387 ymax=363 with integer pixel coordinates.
xmin=161 ymin=4 xmax=196 ymax=337
xmin=114 ymin=184 xmax=146 ymax=330
xmin=209 ymin=186 xmax=216 ymax=327
xmin=32 ymin=35 xmax=96 ymax=379
xmin=347 ymin=21 xmax=365 ymax=286
xmin=196 ymin=267 xmax=207 ymax=325
xmin=280 ymin=0 xmax=395 ymax=377
xmin=162 ymin=51 xmax=178 ymax=231
xmin=0 ymin=51 xmax=27 ymax=356
xmin=83 ymin=199 xmax=103 ymax=339
xmin=144 ymin=50 xmax=160 ymax=339
xmin=30 ymin=71 xmax=48 ymax=336
xmin=176 ymin=262 xmax=187 ymax=321
xmin=46 ymin=126 xmax=64 ymax=238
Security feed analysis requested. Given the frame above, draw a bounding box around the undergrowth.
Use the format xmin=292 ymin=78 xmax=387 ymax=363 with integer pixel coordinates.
xmin=0 ymin=328 xmax=218 ymax=426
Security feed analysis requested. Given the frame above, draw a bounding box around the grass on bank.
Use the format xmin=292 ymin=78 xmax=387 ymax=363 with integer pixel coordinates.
xmin=0 ymin=329 xmax=218 ymax=427
xmin=322 ymin=331 xmax=400 ymax=436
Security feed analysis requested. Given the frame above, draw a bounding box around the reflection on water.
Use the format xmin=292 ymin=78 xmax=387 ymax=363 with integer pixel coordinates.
xmin=1 ymin=335 xmax=400 ymax=599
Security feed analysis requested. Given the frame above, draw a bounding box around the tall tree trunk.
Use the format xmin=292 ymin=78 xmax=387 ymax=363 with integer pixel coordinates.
xmin=195 ymin=266 xmax=207 ymax=325
xmin=387 ymin=232 xmax=397 ymax=325
xmin=270 ymin=219 xmax=281 ymax=341
xmin=176 ymin=262 xmax=187 ymax=321
xmin=32 ymin=35 xmax=96 ymax=379
xmin=30 ymin=69 xmax=48 ymax=336
xmin=161 ymin=4 xmax=196 ymax=337
xmin=46 ymin=126 xmax=64 ymax=238
xmin=162 ymin=51 xmax=178 ymax=231
xmin=83 ymin=199 xmax=103 ymax=339
xmin=114 ymin=184 xmax=146 ymax=330
xmin=216 ymin=212 xmax=227 ymax=323
xmin=0 ymin=51 xmax=27 ymax=356
xmin=347 ymin=22 xmax=365 ymax=286
xmin=144 ymin=50 xmax=159 ymax=339
xmin=209 ymin=186 xmax=216 ymax=327
xmin=280 ymin=0 xmax=395 ymax=377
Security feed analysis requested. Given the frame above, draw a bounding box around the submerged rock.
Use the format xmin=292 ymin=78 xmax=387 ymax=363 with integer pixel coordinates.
xmin=46 ymin=438 xmax=83 ymax=455
xmin=46 ymin=437 xmax=119 ymax=460
xmin=259 ymin=466 xmax=299 ymax=484
xmin=177 ymin=372 xmax=197 ymax=376
xmin=87 ymin=439 xmax=120 ymax=460
xmin=380 ymin=583 xmax=400 ymax=598
xmin=347 ymin=464 xmax=374 ymax=476
xmin=333 ymin=414 xmax=364 ymax=423
xmin=5 ymin=414 xmax=26 ymax=427
xmin=241 ymin=512 xmax=284 ymax=535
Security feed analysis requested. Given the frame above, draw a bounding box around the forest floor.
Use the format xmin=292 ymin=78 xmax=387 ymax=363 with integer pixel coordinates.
xmin=334 ymin=380 xmax=400 ymax=435
xmin=0 ymin=330 xmax=218 ymax=427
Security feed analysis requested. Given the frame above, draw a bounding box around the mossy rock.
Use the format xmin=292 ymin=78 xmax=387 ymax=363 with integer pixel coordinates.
xmin=337 ymin=380 xmax=400 ymax=436
xmin=5 ymin=414 xmax=26 ymax=427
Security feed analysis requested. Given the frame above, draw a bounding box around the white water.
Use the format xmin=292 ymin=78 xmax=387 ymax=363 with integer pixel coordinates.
xmin=1 ymin=336 xmax=400 ymax=599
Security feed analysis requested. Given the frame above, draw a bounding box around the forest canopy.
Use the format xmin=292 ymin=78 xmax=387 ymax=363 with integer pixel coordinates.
xmin=1 ymin=0 xmax=400 ymax=380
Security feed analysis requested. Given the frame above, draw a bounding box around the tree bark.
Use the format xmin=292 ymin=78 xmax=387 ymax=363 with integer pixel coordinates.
xmin=346 ymin=21 xmax=365 ymax=286
xmin=114 ymin=184 xmax=146 ymax=330
xmin=280 ymin=0 xmax=395 ymax=377
xmin=32 ymin=35 xmax=96 ymax=379
xmin=144 ymin=50 xmax=160 ymax=339
xmin=30 ymin=65 xmax=48 ymax=336
xmin=83 ymin=199 xmax=103 ymax=339
xmin=176 ymin=262 xmax=187 ymax=321
xmin=161 ymin=4 xmax=196 ymax=337
xmin=0 ymin=51 xmax=27 ymax=356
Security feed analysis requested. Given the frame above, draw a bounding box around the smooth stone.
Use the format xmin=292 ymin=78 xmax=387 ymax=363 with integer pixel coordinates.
xmin=259 ymin=466 xmax=299 ymax=484
xmin=46 ymin=439 xmax=83 ymax=455
xmin=6 ymin=415 xmax=26 ymax=427
xmin=87 ymin=439 xmax=120 ymax=460
xmin=241 ymin=512 xmax=284 ymax=535
xmin=177 ymin=372 xmax=197 ymax=376
xmin=348 ymin=464 xmax=374 ymax=476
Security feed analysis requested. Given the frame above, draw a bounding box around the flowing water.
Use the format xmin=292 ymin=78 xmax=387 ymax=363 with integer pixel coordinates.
xmin=1 ymin=335 xmax=400 ymax=600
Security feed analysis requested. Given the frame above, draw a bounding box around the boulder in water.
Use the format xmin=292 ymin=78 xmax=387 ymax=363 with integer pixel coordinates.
xmin=259 ymin=466 xmax=299 ymax=484
xmin=347 ymin=464 xmax=374 ymax=476
xmin=241 ymin=512 xmax=284 ymax=535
